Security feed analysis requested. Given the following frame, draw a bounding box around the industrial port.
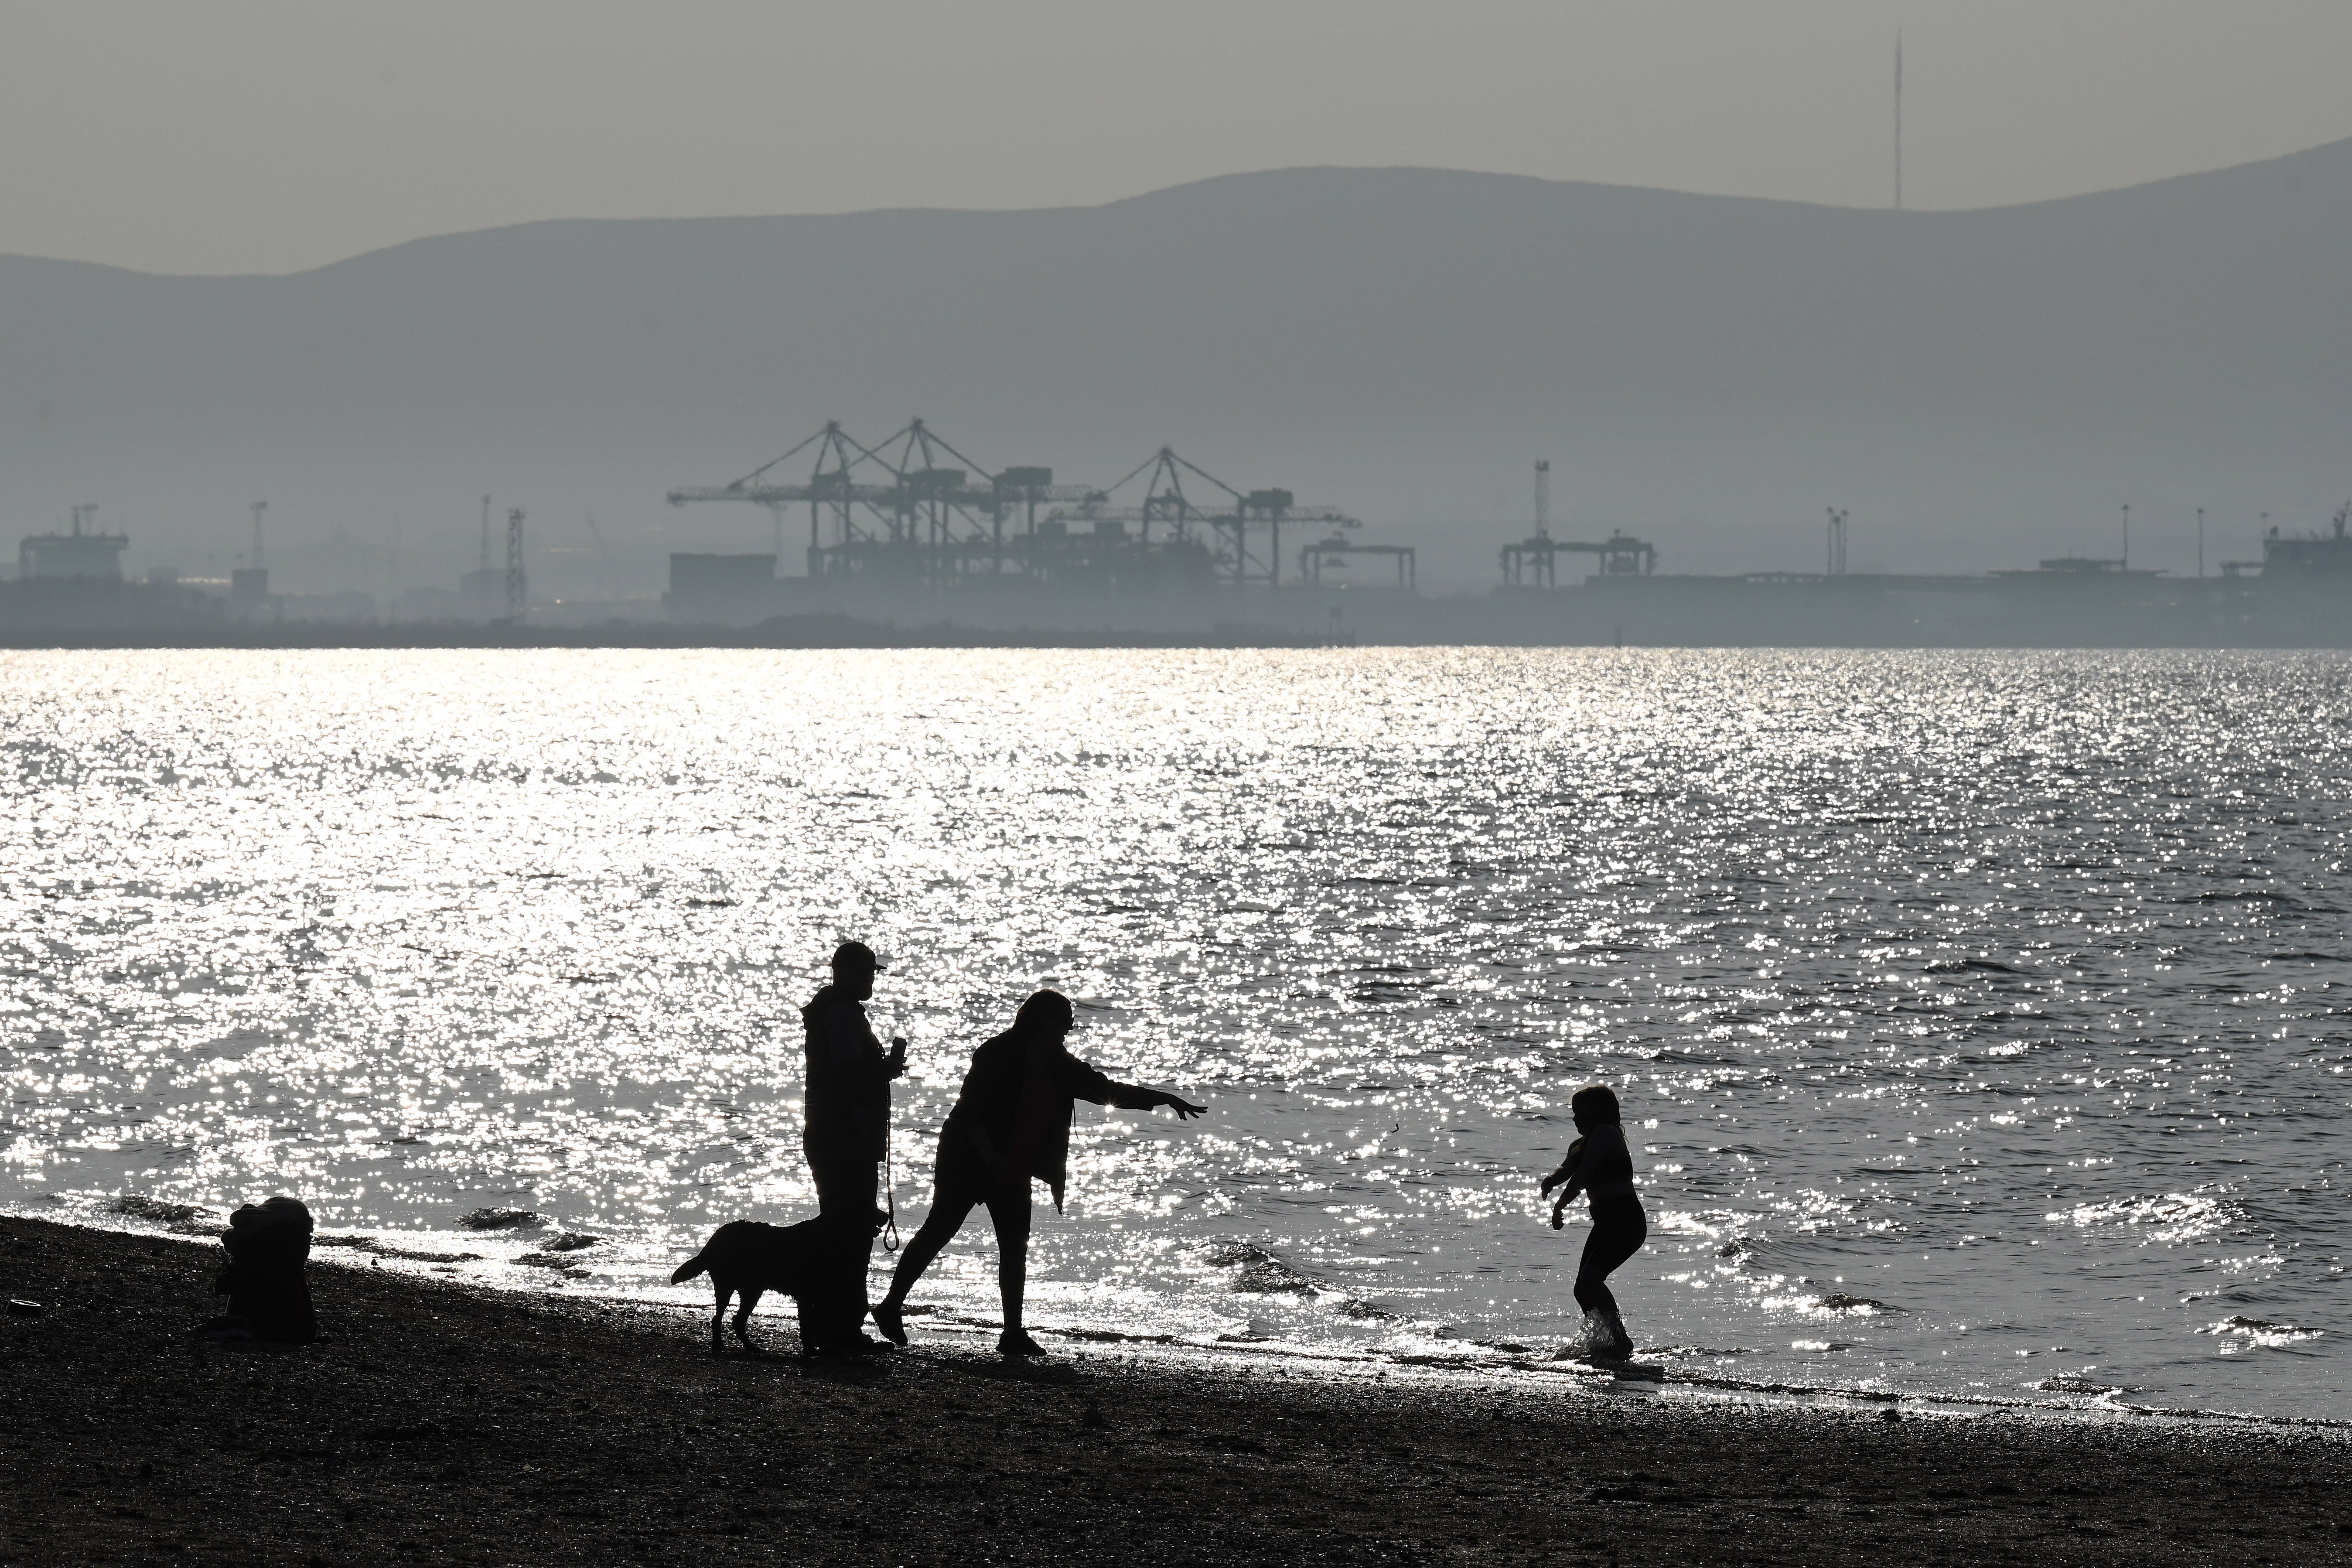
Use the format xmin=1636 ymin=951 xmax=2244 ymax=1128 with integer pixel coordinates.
xmin=7 ymin=420 xmax=2351 ymax=648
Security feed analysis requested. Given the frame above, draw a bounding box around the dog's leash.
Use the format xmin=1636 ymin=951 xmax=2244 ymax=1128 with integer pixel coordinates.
xmin=881 ymin=1031 xmax=908 ymax=1253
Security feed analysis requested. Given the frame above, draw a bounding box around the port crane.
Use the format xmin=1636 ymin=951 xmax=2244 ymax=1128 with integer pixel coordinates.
xmin=668 ymin=419 xmax=1092 ymax=576
xmin=1502 ymin=530 xmax=1657 ymax=586
xmin=1041 ymin=446 xmax=1359 ymax=587
xmin=1499 ymin=460 xmax=1657 ymax=586
xmin=669 ymin=422 xmax=1358 ymax=589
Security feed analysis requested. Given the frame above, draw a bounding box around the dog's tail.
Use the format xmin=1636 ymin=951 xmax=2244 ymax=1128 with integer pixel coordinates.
xmin=670 ymin=1249 xmax=709 ymax=1286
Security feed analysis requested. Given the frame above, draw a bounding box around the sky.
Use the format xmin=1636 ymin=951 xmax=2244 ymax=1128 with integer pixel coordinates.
xmin=4 ymin=2 xmax=2352 ymax=276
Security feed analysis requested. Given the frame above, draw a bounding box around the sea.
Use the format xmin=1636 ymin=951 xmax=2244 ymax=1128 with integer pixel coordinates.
xmin=3 ymin=648 xmax=2343 ymax=1421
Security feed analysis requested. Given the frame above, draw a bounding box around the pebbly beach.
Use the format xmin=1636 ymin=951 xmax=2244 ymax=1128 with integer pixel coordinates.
xmin=3 ymin=1214 xmax=2345 ymax=1568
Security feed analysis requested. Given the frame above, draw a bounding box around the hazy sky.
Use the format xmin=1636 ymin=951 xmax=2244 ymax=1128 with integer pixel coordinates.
xmin=6 ymin=2 xmax=2352 ymax=276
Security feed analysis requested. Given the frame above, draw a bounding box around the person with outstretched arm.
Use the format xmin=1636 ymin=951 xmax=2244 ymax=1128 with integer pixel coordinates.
xmin=1539 ymin=1083 xmax=1648 ymax=1360
xmin=870 ymin=989 xmax=1205 ymax=1356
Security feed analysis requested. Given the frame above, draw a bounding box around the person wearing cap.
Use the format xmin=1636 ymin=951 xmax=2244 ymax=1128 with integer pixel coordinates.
xmin=796 ymin=940 xmax=905 ymax=1354
xmin=870 ymin=988 xmax=1204 ymax=1357
xmin=799 ymin=940 xmax=906 ymax=1224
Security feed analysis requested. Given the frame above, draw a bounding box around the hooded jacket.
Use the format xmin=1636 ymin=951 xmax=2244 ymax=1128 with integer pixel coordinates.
xmin=942 ymin=1030 xmax=1161 ymax=1211
xmin=799 ymin=984 xmax=894 ymax=1161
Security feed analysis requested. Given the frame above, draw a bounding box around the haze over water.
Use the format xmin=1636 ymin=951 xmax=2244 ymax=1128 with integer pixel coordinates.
xmin=3 ymin=648 xmax=2342 ymax=1419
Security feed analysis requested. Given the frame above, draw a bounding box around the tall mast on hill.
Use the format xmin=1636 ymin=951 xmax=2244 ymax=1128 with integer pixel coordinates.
xmin=1894 ymin=31 xmax=1904 ymax=212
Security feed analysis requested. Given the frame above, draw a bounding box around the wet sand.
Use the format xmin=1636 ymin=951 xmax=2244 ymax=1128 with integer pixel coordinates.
xmin=2 ymin=1215 xmax=2344 ymax=1567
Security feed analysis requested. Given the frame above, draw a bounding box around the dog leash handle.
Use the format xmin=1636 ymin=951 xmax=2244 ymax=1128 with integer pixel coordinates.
xmin=882 ymin=1138 xmax=901 ymax=1253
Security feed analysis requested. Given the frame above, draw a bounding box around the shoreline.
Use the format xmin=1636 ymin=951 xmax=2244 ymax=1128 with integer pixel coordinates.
xmin=4 ymin=1215 xmax=2345 ymax=1566
xmin=25 ymin=1204 xmax=2349 ymax=1437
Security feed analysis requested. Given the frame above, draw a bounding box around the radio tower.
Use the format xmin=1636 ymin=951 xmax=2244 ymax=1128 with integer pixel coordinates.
xmin=504 ymin=508 xmax=526 ymax=622
xmin=1534 ymin=460 xmax=1551 ymax=539
xmin=249 ymin=501 xmax=267 ymax=568
xmin=1894 ymin=31 xmax=1904 ymax=211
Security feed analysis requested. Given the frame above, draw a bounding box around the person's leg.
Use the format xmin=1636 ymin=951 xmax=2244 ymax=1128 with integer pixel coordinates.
xmin=807 ymin=1218 xmax=885 ymax=1355
xmin=807 ymin=1152 xmax=882 ymax=1346
xmin=808 ymin=1148 xmax=879 ymax=1221
xmin=981 ymin=1179 xmax=1037 ymax=1354
xmin=1574 ymin=1202 xmax=1648 ymax=1356
xmin=878 ymin=1198 xmax=970 ymax=1305
xmin=874 ymin=1138 xmax=984 ymax=1340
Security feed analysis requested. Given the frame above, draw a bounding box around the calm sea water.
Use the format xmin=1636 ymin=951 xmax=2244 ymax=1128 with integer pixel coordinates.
xmin=3 ymin=649 xmax=2344 ymax=1418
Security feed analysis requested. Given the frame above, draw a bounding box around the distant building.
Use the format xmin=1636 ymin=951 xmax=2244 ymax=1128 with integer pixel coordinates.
xmin=400 ymin=585 xmax=464 ymax=621
xmin=274 ymin=591 xmax=378 ymax=624
xmin=667 ymin=553 xmax=778 ymax=624
xmin=460 ymin=567 xmax=507 ymax=618
xmin=3 ymin=519 xmax=223 ymax=631
xmin=20 ymin=527 xmax=128 ymax=580
xmin=2261 ymin=512 xmax=2352 ymax=576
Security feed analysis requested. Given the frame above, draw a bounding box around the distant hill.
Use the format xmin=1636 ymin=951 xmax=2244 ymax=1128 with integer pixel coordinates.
xmin=4 ymin=144 xmax=2350 ymax=596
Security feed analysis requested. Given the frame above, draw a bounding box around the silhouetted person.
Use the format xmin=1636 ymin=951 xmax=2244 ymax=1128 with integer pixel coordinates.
xmin=871 ymin=989 xmax=1204 ymax=1356
xmin=800 ymin=940 xmax=905 ymax=1353
xmin=800 ymin=940 xmax=906 ymax=1222
xmin=1540 ymin=1084 xmax=1646 ymax=1360
xmin=206 ymin=1195 xmax=317 ymax=1344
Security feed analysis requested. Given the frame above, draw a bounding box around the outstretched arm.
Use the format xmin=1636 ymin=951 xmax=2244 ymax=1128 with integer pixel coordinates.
xmin=1058 ymin=1052 xmax=1206 ymax=1119
xmin=1103 ymin=1080 xmax=1206 ymax=1119
xmin=1082 ymin=1069 xmax=1206 ymax=1120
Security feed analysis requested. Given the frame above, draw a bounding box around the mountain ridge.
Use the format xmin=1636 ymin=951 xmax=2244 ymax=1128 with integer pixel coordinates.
xmin=3 ymin=142 xmax=2348 ymax=594
xmin=14 ymin=133 xmax=2352 ymax=282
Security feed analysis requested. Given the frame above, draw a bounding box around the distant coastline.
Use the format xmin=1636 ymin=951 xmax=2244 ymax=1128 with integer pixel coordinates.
xmin=9 ymin=606 xmax=2352 ymax=651
xmin=0 ymin=614 xmax=1337 ymax=651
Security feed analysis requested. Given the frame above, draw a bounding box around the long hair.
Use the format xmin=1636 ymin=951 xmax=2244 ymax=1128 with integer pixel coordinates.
xmin=1014 ymin=989 xmax=1074 ymax=1037
xmin=1570 ymin=1083 xmax=1621 ymax=1126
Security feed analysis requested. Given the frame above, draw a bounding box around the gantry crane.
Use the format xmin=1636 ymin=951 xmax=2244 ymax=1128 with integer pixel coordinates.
xmin=1500 ymin=461 xmax=1657 ymax=586
xmin=667 ymin=419 xmax=1091 ymax=579
xmin=669 ymin=422 xmax=1360 ymax=590
xmin=1041 ymin=446 xmax=1358 ymax=587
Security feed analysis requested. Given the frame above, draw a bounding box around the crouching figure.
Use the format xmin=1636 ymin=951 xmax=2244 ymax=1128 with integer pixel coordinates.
xmin=207 ymin=1195 xmax=319 ymax=1344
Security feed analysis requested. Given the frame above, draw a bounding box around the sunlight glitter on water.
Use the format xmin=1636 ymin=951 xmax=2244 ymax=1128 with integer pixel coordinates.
xmin=2 ymin=648 xmax=2345 ymax=1416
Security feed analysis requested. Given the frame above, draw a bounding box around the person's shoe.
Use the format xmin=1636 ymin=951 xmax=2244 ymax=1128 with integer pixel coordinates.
xmin=871 ymin=1301 xmax=909 ymax=1348
xmin=1598 ymin=1312 xmax=1635 ymax=1360
xmin=998 ymin=1329 xmax=1047 ymax=1358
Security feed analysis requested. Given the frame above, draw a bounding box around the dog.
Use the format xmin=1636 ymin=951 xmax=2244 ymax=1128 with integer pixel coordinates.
xmin=670 ymin=1213 xmax=883 ymax=1357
